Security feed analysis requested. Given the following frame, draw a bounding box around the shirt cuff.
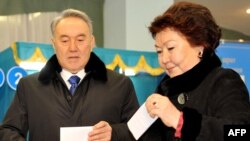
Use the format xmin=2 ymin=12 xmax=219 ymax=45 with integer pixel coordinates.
xmin=174 ymin=111 xmax=184 ymax=138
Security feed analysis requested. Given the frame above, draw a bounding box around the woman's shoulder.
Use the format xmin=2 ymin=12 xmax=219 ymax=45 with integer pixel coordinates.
xmin=209 ymin=67 xmax=242 ymax=80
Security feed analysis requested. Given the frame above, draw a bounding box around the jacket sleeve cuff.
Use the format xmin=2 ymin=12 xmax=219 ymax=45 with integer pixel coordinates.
xmin=111 ymin=123 xmax=136 ymax=141
xmin=174 ymin=112 xmax=184 ymax=138
xmin=181 ymin=107 xmax=202 ymax=141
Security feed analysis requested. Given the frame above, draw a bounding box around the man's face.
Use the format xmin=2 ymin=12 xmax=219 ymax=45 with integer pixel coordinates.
xmin=52 ymin=17 xmax=95 ymax=73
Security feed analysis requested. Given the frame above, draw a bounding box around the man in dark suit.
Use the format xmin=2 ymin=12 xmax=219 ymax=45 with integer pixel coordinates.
xmin=0 ymin=9 xmax=139 ymax=141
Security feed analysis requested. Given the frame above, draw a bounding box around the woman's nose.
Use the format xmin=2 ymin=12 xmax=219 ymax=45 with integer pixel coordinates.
xmin=161 ymin=51 xmax=170 ymax=64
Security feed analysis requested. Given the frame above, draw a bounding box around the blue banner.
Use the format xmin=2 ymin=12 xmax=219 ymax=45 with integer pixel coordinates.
xmin=217 ymin=42 xmax=250 ymax=92
xmin=1 ymin=42 xmax=250 ymax=123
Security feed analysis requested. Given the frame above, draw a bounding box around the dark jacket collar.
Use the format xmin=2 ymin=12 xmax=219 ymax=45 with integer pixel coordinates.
xmin=38 ymin=52 xmax=107 ymax=83
xmin=157 ymin=54 xmax=222 ymax=96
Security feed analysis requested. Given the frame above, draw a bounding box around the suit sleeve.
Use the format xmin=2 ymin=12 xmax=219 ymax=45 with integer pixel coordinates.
xmin=111 ymin=76 xmax=139 ymax=141
xmin=0 ymin=78 xmax=28 ymax=141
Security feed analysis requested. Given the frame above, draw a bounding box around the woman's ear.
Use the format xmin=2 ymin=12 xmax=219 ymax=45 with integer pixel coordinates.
xmin=197 ymin=46 xmax=204 ymax=58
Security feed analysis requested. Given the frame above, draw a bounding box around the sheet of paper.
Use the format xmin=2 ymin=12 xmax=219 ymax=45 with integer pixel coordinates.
xmin=60 ymin=126 xmax=93 ymax=141
xmin=127 ymin=103 xmax=158 ymax=140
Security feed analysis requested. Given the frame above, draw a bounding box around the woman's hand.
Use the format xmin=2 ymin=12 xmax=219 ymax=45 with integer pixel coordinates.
xmin=145 ymin=93 xmax=181 ymax=129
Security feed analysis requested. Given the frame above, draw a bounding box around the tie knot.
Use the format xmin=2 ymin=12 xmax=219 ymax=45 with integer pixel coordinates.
xmin=68 ymin=75 xmax=80 ymax=85
xmin=68 ymin=75 xmax=80 ymax=95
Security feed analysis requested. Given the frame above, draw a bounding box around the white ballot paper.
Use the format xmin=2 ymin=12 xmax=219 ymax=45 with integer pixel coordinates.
xmin=127 ymin=103 xmax=158 ymax=140
xmin=60 ymin=126 xmax=93 ymax=141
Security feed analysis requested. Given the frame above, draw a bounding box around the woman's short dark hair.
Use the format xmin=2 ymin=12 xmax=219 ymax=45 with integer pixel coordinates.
xmin=149 ymin=1 xmax=221 ymax=58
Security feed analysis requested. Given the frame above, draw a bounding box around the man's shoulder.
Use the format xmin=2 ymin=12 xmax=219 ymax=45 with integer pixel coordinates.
xmin=20 ymin=72 xmax=40 ymax=82
xmin=106 ymin=69 xmax=130 ymax=81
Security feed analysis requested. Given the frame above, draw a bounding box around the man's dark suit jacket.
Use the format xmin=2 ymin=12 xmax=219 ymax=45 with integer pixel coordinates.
xmin=0 ymin=52 xmax=139 ymax=141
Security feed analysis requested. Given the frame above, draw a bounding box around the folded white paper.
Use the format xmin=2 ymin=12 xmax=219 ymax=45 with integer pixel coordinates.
xmin=60 ymin=126 xmax=93 ymax=141
xmin=127 ymin=103 xmax=158 ymax=140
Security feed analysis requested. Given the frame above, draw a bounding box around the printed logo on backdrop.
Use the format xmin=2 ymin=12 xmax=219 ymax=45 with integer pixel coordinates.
xmin=0 ymin=68 xmax=4 ymax=88
xmin=6 ymin=66 xmax=27 ymax=90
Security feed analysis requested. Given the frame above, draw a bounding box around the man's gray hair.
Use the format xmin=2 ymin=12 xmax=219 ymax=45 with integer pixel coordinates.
xmin=51 ymin=9 xmax=93 ymax=36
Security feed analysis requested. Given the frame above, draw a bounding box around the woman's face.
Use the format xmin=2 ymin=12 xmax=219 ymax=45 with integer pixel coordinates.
xmin=155 ymin=28 xmax=203 ymax=78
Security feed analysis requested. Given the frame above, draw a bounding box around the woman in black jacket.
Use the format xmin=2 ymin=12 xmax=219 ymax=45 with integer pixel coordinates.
xmin=142 ymin=1 xmax=250 ymax=141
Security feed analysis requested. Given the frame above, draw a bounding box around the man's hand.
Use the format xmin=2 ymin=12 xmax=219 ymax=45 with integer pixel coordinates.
xmin=88 ymin=121 xmax=112 ymax=141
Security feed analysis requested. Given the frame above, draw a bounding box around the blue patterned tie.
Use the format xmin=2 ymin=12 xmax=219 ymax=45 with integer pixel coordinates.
xmin=68 ymin=75 xmax=80 ymax=95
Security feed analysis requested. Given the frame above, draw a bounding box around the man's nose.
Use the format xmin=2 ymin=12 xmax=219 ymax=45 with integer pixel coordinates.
xmin=69 ymin=39 xmax=77 ymax=51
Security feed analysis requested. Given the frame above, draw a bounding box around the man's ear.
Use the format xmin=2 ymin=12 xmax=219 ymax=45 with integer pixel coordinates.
xmin=51 ymin=38 xmax=56 ymax=52
xmin=90 ymin=35 xmax=96 ymax=51
xmin=51 ymin=38 xmax=55 ymax=47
